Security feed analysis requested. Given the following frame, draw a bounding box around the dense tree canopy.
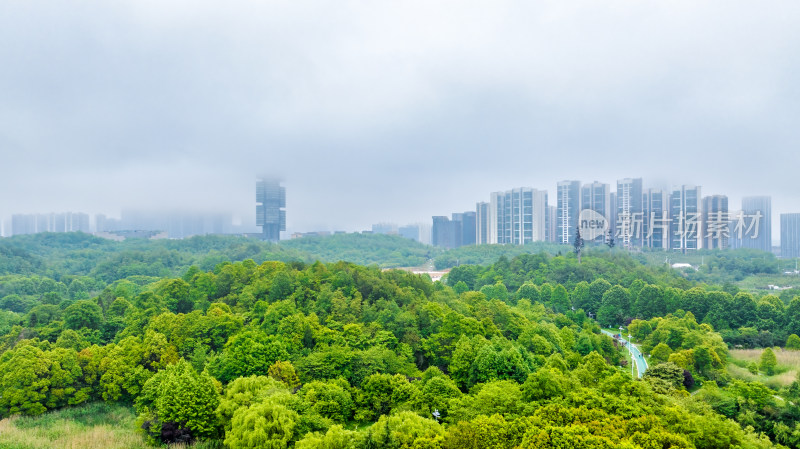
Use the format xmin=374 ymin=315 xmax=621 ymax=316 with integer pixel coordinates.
xmin=0 ymin=233 xmax=798 ymax=448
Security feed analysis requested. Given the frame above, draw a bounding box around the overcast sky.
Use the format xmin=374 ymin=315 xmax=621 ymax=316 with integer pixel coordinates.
xmin=2 ymin=1 xmax=799 ymax=236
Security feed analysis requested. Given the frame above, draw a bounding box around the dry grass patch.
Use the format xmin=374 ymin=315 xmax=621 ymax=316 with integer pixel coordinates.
xmin=0 ymin=405 xmax=149 ymax=449
xmin=0 ymin=403 xmax=222 ymax=449
xmin=729 ymin=348 xmax=800 ymax=388
xmin=0 ymin=418 xmax=148 ymax=449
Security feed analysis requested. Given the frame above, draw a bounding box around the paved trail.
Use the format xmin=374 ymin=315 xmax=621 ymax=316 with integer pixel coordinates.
xmin=600 ymin=329 xmax=648 ymax=378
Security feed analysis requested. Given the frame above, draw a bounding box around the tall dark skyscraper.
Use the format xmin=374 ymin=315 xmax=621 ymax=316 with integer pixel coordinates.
xmin=256 ymin=177 xmax=286 ymax=242
xmin=781 ymin=213 xmax=800 ymax=259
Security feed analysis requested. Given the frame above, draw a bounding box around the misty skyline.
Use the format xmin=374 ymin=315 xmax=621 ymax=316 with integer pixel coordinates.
xmin=2 ymin=1 xmax=799 ymax=235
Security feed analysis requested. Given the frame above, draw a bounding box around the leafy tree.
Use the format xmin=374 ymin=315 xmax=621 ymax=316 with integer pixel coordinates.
xmin=523 ymin=367 xmax=574 ymax=402
xmin=728 ymin=292 xmax=758 ymax=329
xmin=224 ymin=398 xmax=299 ymax=449
xmin=597 ymin=285 xmax=629 ymax=326
xmin=418 ymin=368 xmax=461 ymax=418
xmin=587 ymin=279 xmax=611 ymax=313
xmin=295 ymin=425 xmax=364 ymax=449
xmin=267 ymin=360 xmax=301 ymax=388
xmin=158 ymin=278 xmax=195 ymax=314
xmin=452 ymin=281 xmax=469 ymax=295
xmin=650 ymin=343 xmax=672 ymax=364
xmin=786 ymin=334 xmax=800 ymax=350
xmin=299 ymin=379 xmax=354 ymax=423
xmin=359 ymin=373 xmax=418 ymax=420
xmin=643 ymin=362 xmax=685 ymax=391
xmin=136 ymin=359 xmax=221 ymax=443
xmin=216 ymin=376 xmax=291 ymax=432
xmin=63 ymin=300 xmax=103 ymax=331
xmin=364 ymin=411 xmax=444 ymax=449
xmin=759 ymin=347 xmax=777 ymax=375
xmin=0 ymin=344 xmax=51 ymax=416
xmin=516 ymin=283 xmax=540 ymax=303
xmin=480 ymin=282 xmax=509 ymax=303
xmin=549 ymin=285 xmax=570 ymax=313
xmin=635 ymin=284 xmax=666 ymax=320
xmin=573 ymin=225 xmax=584 ymax=264
xmin=208 ymin=330 xmax=289 ymax=383
xmin=0 ymin=294 xmax=29 ymax=313
xmin=570 ymin=282 xmax=590 ymax=313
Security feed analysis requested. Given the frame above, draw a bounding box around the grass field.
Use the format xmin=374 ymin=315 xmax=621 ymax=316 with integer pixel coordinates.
xmin=729 ymin=348 xmax=800 ymax=389
xmin=0 ymin=402 xmax=220 ymax=449
xmin=734 ymin=274 xmax=800 ymax=292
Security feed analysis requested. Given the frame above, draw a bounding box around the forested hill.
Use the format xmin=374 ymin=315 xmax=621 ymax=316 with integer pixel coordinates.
xmin=279 ymin=232 xmax=437 ymax=268
xmin=0 ymin=232 xmax=440 ymax=281
xmin=0 ymin=256 xmax=785 ymax=448
xmin=1 ymin=231 xmax=789 ymax=281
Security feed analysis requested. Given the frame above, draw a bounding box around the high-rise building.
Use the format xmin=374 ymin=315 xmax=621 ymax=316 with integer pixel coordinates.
xmin=736 ymin=196 xmax=772 ymax=252
xmin=669 ymin=185 xmax=701 ymax=252
xmin=546 ymin=205 xmax=557 ymax=242
xmin=702 ymin=195 xmax=729 ymax=250
xmin=459 ymin=211 xmax=477 ymax=246
xmin=557 ymin=181 xmax=581 ymax=245
xmin=580 ymin=181 xmax=610 ymax=243
xmin=476 ymin=202 xmax=490 ymax=245
xmin=432 ymin=215 xmax=458 ymax=249
xmin=609 ymin=192 xmax=617 ymax=242
xmin=643 ymin=189 xmax=668 ymax=249
xmin=488 ymin=192 xmax=503 ymax=244
xmin=256 ymin=177 xmax=286 ymax=242
xmin=450 ymin=213 xmax=465 ymax=247
xmin=491 ymin=187 xmax=548 ymax=245
xmin=781 ymin=213 xmax=800 ymax=259
xmin=616 ymin=178 xmax=643 ymax=249
xmin=432 ymin=211 xmax=476 ymax=248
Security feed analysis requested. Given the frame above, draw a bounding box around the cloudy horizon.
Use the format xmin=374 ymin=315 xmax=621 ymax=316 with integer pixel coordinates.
xmin=2 ymin=1 xmax=799 ymax=238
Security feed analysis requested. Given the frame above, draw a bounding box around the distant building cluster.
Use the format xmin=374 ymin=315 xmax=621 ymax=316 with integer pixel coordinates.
xmin=432 ymin=212 xmax=476 ymax=249
xmin=7 ymin=211 xmax=236 ymax=239
xmin=97 ymin=211 xmax=234 ymax=239
xmin=5 ymin=175 xmax=800 ymax=261
xmin=432 ymin=178 xmax=800 ymax=258
xmin=11 ymin=212 xmax=90 ymax=235
xmin=369 ymin=222 xmax=432 ymax=246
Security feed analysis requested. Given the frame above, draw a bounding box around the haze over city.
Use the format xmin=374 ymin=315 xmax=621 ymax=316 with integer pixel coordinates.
xmin=2 ymin=1 xmax=799 ymax=234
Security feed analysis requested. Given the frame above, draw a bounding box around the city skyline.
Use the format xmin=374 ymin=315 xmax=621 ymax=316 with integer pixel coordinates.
xmin=2 ymin=175 xmax=798 ymax=247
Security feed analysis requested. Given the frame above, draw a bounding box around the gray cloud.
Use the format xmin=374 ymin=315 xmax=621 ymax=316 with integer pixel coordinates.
xmin=2 ymin=1 xmax=799 ymax=234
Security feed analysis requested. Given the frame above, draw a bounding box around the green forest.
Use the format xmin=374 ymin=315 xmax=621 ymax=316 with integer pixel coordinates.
xmin=2 ymin=232 xmax=800 ymax=448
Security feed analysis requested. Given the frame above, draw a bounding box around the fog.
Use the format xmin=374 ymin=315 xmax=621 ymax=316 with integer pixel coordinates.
xmin=2 ymin=1 xmax=799 ymax=235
